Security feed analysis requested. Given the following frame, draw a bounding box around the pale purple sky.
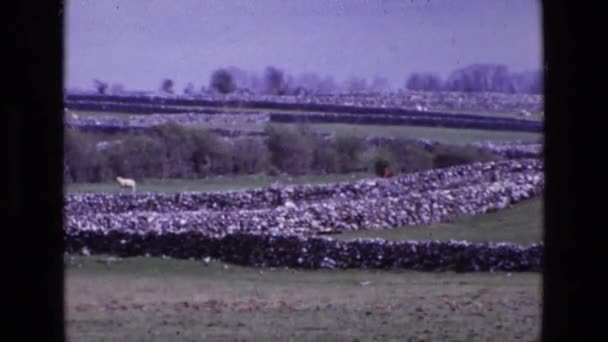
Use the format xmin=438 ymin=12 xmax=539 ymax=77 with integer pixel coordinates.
xmin=65 ymin=0 xmax=543 ymax=91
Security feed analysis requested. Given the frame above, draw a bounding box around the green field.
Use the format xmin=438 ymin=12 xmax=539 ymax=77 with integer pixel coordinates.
xmin=338 ymin=197 xmax=543 ymax=245
xmin=65 ymin=172 xmax=374 ymax=194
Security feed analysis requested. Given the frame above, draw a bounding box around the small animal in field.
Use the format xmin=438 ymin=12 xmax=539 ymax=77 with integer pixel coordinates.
xmin=116 ymin=176 xmax=136 ymax=193
xmin=518 ymin=110 xmax=531 ymax=118
xmin=383 ymin=167 xmax=394 ymax=178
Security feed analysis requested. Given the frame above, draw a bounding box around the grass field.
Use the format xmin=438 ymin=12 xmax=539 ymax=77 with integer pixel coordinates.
xmin=338 ymin=197 xmax=543 ymax=245
xmin=66 ymin=256 xmax=541 ymax=341
xmin=65 ymin=172 xmax=374 ymax=194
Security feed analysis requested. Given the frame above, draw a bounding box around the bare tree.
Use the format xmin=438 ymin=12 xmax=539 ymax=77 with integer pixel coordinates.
xmin=161 ymin=79 xmax=174 ymax=94
xmin=263 ymin=66 xmax=288 ymax=95
xmin=93 ymin=79 xmax=108 ymax=95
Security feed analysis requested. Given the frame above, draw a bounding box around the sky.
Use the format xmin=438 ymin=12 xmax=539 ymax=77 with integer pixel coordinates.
xmin=65 ymin=0 xmax=543 ymax=91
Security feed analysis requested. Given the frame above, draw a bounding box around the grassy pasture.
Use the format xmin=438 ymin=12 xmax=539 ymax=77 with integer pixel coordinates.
xmin=65 ymin=172 xmax=374 ymax=194
xmin=338 ymin=197 xmax=543 ymax=245
xmin=66 ymin=257 xmax=541 ymax=341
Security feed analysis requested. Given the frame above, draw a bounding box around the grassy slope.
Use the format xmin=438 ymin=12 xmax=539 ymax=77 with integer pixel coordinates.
xmin=337 ymin=197 xmax=543 ymax=245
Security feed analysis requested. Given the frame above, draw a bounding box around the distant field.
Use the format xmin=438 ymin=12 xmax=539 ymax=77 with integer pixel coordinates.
xmin=300 ymin=123 xmax=542 ymax=144
xmin=65 ymin=172 xmax=374 ymax=194
xmin=67 ymin=110 xmax=542 ymax=145
xmin=66 ymin=101 xmax=544 ymax=121
xmin=338 ymin=197 xmax=543 ymax=245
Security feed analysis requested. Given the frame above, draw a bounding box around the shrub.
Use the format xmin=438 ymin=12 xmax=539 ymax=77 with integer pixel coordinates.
xmin=432 ymin=145 xmax=500 ymax=169
xmin=264 ymin=123 xmax=314 ymax=175
xmin=190 ymin=128 xmax=232 ymax=176
xmin=310 ymin=136 xmax=339 ymax=173
xmin=386 ymin=142 xmax=435 ymax=173
xmin=334 ymin=134 xmax=365 ymax=172
xmin=360 ymin=147 xmax=397 ymax=177
xmin=231 ymin=137 xmax=270 ymax=174
xmin=64 ymin=129 xmax=108 ymax=182
xmin=101 ymin=134 xmax=168 ymax=179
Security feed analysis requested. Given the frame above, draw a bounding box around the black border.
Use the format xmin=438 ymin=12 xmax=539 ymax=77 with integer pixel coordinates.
xmin=542 ymin=0 xmax=595 ymax=340
xmin=6 ymin=2 xmax=65 ymax=341
xmin=5 ymin=0 xmax=594 ymax=341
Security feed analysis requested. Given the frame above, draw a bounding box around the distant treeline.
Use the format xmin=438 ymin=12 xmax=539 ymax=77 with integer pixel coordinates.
xmin=88 ymin=63 xmax=543 ymax=97
xmin=405 ymin=64 xmax=543 ymax=94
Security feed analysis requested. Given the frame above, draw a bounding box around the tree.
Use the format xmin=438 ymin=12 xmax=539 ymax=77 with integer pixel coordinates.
xmin=93 ymin=79 xmax=108 ymax=95
xmin=183 ymin=83 xmax=195 ymax=95
xmin=161 ymin=78 xmax=174 ymax=94
xmin=370 ymin=76 xmax=391 ymax=93
xmin=210 ymin=68 xmax=236 ymax=94
xmin=264 ymin=123 xmax=314 ymax=175
xmin=344 ymin=77 xmax=368 ymax=93
xmin=405 ymin=72 xmax=443 ymax=91
xmin=263 ymin=66 xmax=288 ymax=95
xmin=444 ymin=64 xmax=516 ymax=93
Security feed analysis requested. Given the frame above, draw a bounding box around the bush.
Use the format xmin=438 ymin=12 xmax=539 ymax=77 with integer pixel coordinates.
xmin=386 ymin=142 xmax=435 ymax=173
xmin=432 ymin=145 xmax=500 ymax=169
xmin=101 ymin=134 xmax=168 ymax=179
xmin=190 ymin=128 xmax=233 ymax=176
xmin=334 ymin=134 xmax=365 ymax=172
xmin=231 ymin=138 xmax=270 ymax=174
xmin=310 ymin=136 xmax=339 ymax=173
xmin=64 ymin=129 xmax=108 ymax=182
xmin=360 ymin=147 xmax=397 ymax=177
xmin=264 ymin=123 xmax=314 ymax=175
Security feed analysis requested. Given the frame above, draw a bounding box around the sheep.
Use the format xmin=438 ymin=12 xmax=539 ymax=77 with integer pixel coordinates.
xmin=116 ymin=176 xmax=136 ymax=193
xmin=518 ymin=110 xmax=531 ymax=118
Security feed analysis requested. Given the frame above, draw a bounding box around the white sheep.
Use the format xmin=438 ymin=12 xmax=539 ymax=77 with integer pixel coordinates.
xmin=518 ymin=110 xmax=531 ymax=118
xmin=116 ymin=176 xmax=136 ymax=193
